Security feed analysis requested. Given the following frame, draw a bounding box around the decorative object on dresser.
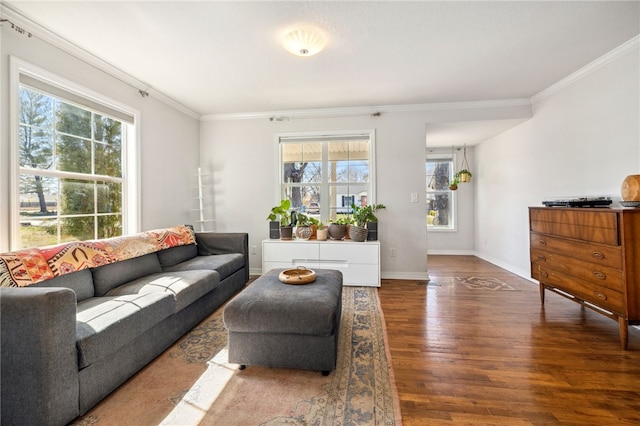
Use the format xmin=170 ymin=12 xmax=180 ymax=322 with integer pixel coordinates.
xmin=529 ymin=207 xmax=640 ymax=349
xmin=621 ymin=174 xmax=640 ymax=202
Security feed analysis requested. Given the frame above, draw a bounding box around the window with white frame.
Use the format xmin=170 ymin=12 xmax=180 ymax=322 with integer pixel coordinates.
xmin=12 ymin=61 xmax=138 ymax=249
xmin=426 ymin=153 xmax=456 ymax=230
xmin=277 ymin=131 xmax=375 ymax=224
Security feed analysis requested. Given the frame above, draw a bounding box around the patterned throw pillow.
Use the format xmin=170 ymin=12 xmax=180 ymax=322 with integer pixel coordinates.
xmin=0 ymin=225 xmax=196 ymax=288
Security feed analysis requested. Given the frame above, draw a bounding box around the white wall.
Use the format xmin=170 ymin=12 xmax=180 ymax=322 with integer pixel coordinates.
xmin=0 ymin=25 xmax=200 ymax=251
xmin=474 ymin=44 xmax=640 ymax=278
xmin=200 ymin=104 xmax=531 ymax=277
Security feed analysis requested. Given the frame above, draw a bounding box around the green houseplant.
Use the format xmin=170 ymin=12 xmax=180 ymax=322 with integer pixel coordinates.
xmin=328 ymin=216 xmax=351 ymax=240
xmin=267 ymin=199 xmax=297 ymax=240
xmin=449 ymin=178 xmax=459 ymax=191
xmin=294 ymin=212 xmax=315 ymax=240
xmin=455 ymin=169 xmax=472 ymax=183
xmin=349 ymin=203 xmax=386 ymax=242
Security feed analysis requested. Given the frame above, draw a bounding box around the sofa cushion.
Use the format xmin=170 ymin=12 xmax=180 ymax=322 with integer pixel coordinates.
xmin=162 ymin=253 xmax=244 ymax=280
xmin=75 ymin=292 xmax=174 ymax=368
xmin=157 ymin=244 xmax=197 ymax=269
xmin=105 ymin=270 xmax=220 ymax=313
xmin=31 ymin=269 xmax=94 ymax=301
xmin=91 ymin=253 xmax=162 ymax=296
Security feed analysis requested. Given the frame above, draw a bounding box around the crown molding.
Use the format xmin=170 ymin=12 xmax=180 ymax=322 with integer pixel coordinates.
xmin=1 ymin=4 xmax=200 ymax=120
xmin=200 ymin=98 xmax=532 ymax=122
xmin=531 ymin=35 xmax=640 ymax=104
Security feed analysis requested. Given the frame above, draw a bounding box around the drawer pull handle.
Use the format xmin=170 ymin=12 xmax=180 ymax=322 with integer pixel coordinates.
xmin=593 ymin=291 xmax=607 ymax=301
xmin=591 ymin=251 xmax=605 ymax=259
xmin=540 ymin=271 xmax=548 ymax=278
xmin=538 ymin=240 xmax=546 ymax=246
xmin=537 ymin=255 xmax=546 ymax=262
xmin=593 ymin=271 xmax=606 ymax=280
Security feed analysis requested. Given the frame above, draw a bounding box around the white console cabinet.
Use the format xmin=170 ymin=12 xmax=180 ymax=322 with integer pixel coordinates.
xmin=262 ymin=239 xmax=380 ymax=287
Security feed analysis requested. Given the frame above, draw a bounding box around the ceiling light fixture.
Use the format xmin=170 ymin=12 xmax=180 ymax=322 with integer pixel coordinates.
xmin=282 ymin=25 xmax=327 ymax=57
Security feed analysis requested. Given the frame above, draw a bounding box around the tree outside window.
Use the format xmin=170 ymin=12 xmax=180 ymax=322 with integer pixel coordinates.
xmin=426 ymin=154 xmax=455 ymax=230
xmin=279 ymin=133 xmax=374 ymax=224
xmin=18 ymin=86 xmax=124 ymax=248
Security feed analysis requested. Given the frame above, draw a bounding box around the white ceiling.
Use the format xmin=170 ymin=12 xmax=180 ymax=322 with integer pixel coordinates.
xmin=4 ymin=1 xmax=640 ymax=144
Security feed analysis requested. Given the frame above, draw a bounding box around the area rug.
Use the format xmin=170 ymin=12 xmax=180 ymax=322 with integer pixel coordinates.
xmin=71 ymin=286 xmax=402 ymax=426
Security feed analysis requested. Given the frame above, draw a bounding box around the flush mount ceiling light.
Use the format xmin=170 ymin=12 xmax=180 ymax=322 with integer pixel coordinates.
xmin=282 ymin=25 xmax=327 ymax=57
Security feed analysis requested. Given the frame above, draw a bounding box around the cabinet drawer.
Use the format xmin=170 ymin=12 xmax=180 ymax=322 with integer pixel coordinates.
xmin=530 ymin=233 xmax=622 ymax=269
xmin=319 ymin=243 xmax=379 ymax=264
xmin=263 ymin=242 xmax=318 ymax=262
xmin=539 ymin=266 xmax=625 ymax=314
xmin=317 ymin=263 xmax=379 ymax=286
xmin=531 ymin=248 xmax=623 ymax=292
xmin=530 ymin=209 xmax=619 ymax=245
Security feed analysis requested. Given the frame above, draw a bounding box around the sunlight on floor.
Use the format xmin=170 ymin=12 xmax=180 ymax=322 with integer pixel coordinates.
xmin=159 ymin=347 xmax=237 ymax=425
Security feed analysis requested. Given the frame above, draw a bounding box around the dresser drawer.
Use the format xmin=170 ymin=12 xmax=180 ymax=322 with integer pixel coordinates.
xmin=539 ymin=266 xmax=625 ymax=314
xmin=530 ymin=232 xmax=622 ymax=269
xmin=531 ymin=248 xmax=623 ymax=292
xmin=530 ymin=209 xmax=619 ymax=245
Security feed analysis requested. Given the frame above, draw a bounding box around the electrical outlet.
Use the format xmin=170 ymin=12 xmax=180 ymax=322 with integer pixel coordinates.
xmin=411 ymin=193 xmax=418 ymax=203
xmin=390 ymin=247 xmax=396 ymax=257
xmin=251 ymin=245 xmax=257 ymax=255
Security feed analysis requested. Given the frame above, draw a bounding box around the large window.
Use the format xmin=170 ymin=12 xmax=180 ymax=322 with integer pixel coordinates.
xmin=12 ymin=60 xmax=138 ymax=249
xmin=426 ymin=153 xmax=456 ymax=230
xmin=277 ymin=131 xmax=375 ymax=224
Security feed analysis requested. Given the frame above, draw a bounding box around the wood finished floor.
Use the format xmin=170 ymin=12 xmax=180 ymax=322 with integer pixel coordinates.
xmin=378 ymin=255 xmax=640 ymax=426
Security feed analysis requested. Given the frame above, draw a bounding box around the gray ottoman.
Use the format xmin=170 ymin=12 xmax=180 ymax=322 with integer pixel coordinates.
xmin=223 ymin=268 xmax=342 ymax=375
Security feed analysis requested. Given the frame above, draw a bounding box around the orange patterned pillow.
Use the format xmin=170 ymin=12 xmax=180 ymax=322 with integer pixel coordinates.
xmin=0 ymin=225 xmax=196 ymax=288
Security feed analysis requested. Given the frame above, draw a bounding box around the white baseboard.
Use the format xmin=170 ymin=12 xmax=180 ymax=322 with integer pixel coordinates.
xmin=381 ymin=271 xmax=430 ymax=281
xmin=427 ymin=249 xmax=475 ymax=256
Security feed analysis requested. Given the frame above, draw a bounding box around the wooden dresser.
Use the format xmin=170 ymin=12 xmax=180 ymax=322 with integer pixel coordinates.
xmin=529 ymin=207 xmax=640 ymax=349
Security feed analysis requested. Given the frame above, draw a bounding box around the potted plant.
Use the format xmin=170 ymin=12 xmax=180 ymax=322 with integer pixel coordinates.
xmin=349 ymin=203 xmax=386 ymax=242
xmin=316 ymin=221 xmax=328 ymax=241
xmin=267 ymin=199 xmax=297 ymax=240
xmin=455 ymin=169 xmax=472 ymax=183
xmin=294 ymin=212 xmax=314 ymax=240
xmin=328 ymin=216 xmax=351 ymax=240
xmin=449 ymin=178 xmax=458 ymax=191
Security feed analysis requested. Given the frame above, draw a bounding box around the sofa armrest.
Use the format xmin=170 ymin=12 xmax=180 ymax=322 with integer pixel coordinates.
xmin=195 ymin=232 xmax=249 ymax=281
xmin=1 ymin=287 xmax=80 ymax=425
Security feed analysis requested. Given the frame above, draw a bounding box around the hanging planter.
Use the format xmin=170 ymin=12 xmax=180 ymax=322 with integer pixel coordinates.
xmin=455 ymin=144 xmax=473 ymax=183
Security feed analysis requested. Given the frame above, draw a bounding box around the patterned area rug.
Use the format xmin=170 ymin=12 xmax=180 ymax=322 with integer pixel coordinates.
xmin=71 ymin=286 xmax=402 ymax=426
xmin=427 ymin=276 xmax=518 ymax=291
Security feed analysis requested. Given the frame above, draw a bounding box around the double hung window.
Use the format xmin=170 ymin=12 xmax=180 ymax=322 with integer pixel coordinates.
xmin=277 ymin=131 xmax=375 ymax=223
xmin=12 ymin=60 xmax=138 ymax=249
xmin=426 ymin=153 xmax=456 ymax=230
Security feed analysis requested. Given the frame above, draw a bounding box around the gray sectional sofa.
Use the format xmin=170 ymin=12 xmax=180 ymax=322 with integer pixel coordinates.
xmin=0 ymin=229 xmax=249 ymax=426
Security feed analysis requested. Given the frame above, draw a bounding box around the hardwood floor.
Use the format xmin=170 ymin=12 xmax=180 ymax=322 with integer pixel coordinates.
xmin=378 ymin=255 xmax=640 ymax=426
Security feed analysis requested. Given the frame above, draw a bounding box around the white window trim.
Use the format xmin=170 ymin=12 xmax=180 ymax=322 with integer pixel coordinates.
xmin=426 ymin=152 xmax=458 ymax=233
xmin=8 ymin=56 xmax=141 ymax=249
xmin=274 ymin=129 xmax=377 ymax=213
